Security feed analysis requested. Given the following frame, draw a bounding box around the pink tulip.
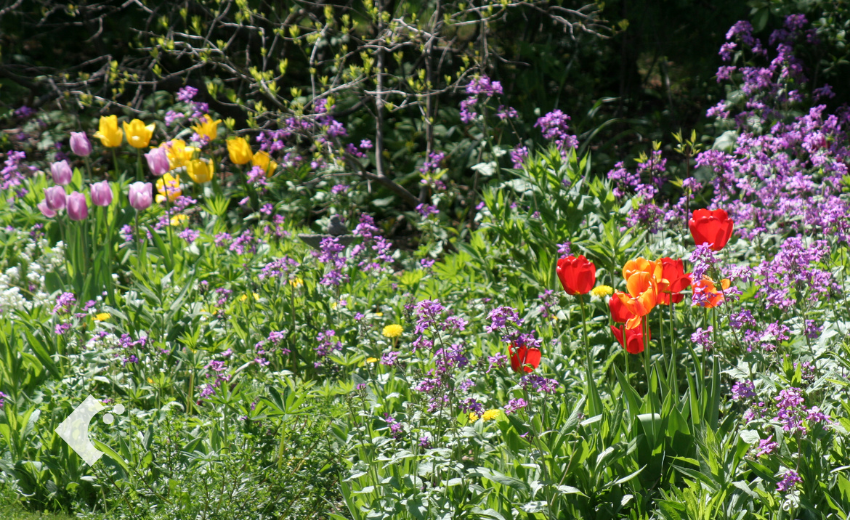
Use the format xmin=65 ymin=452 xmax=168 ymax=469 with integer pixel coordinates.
xmin=67 ymin=191 xmax=89 ymax=221
xmin=37 ymin=200 xmax=56 ymax=218
xmin=69 ymin=132 xmax=92 ymax=157
xmin=145 ymin=147 xmax=170 ymax=176
xmin=90 ymin=181 xmax=113 ymax=207
xmin=128 ymin=182 xmax=153 ymax=211
xmin=51 ymin=160 xmax=73 ymax=186
xmin=44 ymin=186 xmax=67 ymax=211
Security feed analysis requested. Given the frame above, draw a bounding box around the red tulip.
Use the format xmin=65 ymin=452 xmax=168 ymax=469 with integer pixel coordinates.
xmin=509 ymin=342 xmax=541 ymax=373
xmin=609 ymin=292 xmax=634 ymax=323
xmin=689 ymin=209 xmax=734 ymax=251
xmin=556 ymin=255 xmax=596 ymax=296
xmin=611 ymin=323 xmax=650 ymax=354
xmin=657 ymin=257 xmax=692 ymax=305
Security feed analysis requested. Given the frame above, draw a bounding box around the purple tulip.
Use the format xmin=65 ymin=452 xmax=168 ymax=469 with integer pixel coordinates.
xmin=145 ymin=147 xmax=170 ymax=176
xmin=37 ymin=200 xmax=56 ymax=218
xmin=44 ymin=186 xmax=67 ymax=211
xmin=67 ymin=191 xmax=89 ymax=221
xmin=51 ymin=160 xmax=73 ymax=186
xmin=128 ymin=182 xmax=153 ymax=211
xmin=90 ymin=180 xmax=113 ymax=207
xmin=69 ymin=132 xmax=92 ymax=157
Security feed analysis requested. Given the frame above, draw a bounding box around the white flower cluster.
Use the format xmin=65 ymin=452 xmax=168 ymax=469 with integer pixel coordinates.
xmin=0 ymin=239 xmax=66 ymax=315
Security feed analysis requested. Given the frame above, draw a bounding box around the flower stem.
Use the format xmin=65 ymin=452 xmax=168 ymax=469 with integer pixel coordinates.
xmin=579 ymin=295 xmax=602 ymax=415
xmin=136 ymin=149 xmax=142 ymax=182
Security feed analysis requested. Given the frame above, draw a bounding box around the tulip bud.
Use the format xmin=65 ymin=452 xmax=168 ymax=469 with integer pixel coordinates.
xmin=37 ymin=200 xmax=56 ymax=218
xmin=44 ymin=186 xmax=67 ymax=211
xmin=69 ymin=132 xmax=92 ymax=157
xmin=128 ymin=182 xmax=153 ymax=211
xmin=90 ymin=181 xmax=113 ymax=207
xmin=50 ymin=160 xmax=73 ymax=186
xmin=145 ymin=147 xmax=170 ymax=176
xmin=67 ymin=191 xmax=89 ymax=221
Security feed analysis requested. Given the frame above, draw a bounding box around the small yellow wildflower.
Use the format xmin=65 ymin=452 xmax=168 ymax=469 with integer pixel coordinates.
xmin=289 ymin=277 xmax=303 ymax=288
xmin=469 ymin=412 xmax=479 ymax=422
xmin=366 ymin=357 xmax=378 ymax=363
xmin=239 ymin=293 xmax=260 ymax=302
xmin=382 ymin=324 xmax=403 ymax=338
xmin=590 ymin=285 xmax=614 ymax=298
xmin=170 ymin=214 xmax=188 ymax=226
xmin=376 ymin=312 xmax=384 ymax=317
xmin=482 ymin=409 xmax=501 ymax=421
xmin=147 ymin=377 xmax=154 ymax=384
xmin=94 ymin=313 xmax=110 ymax=321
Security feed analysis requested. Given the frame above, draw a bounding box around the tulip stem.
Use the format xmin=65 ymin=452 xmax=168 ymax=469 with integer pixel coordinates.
xmin=136 ymin=149 xmax=142 ymax=182
xmin=578 ymin=295 xmax=602 ymax=416
xmin=135 ymin=211 xmax=144 ymax=276
xmin=111 ymin=149 xmax=119 ymax=178
xmin=669 ymin=301 xmax=676 ymax=389
xmin=82 ymin=156 xmax=92 ymax=185
xmin=643 ymin=317 xmax=653 ymax=410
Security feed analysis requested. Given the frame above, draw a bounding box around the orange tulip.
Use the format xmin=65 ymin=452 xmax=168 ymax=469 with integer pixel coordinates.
xmin=617 ymin=272 xmax=658 ymax=329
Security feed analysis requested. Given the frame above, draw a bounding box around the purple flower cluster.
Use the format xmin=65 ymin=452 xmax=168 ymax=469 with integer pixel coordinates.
xmin=315 ymin=329 xmax=342 ymax=362
xmin=383 ymin=414 xmax=404 ymax=440
xmin=754 ymin=237 xmax=836 ymax=311
xmin=53 ymin=292 xmax=76 ymax=314
xmin=504 ymin=398 xmax=528 ymax=415
xmin=535 ymin=110 xmax=578 ymax=151
xmin=460 ymin=75 xmax=503 ymax=123
xmin=691 ymin=327 xmax=714 ymax=351
xmin=520 ymin=374 xmax=559 ymax=394
xmin=351 ymin=214 xmax=393 ymax=272
xmin=315 ymin=237 xmax=347 ymax=286
xmin=254 ymin=330 xmax=291 ymax=365
xmin=774 ymin=386 xmax=829 ymax=433
xmin=2 ymin=150 xmax=34 ymax=192
xmin=117 ymin=333 xmax=147 ymax=365
xmin=731 ymin=380 xmax=756 ymax=401
xmin=416 ymin=203 xmax=439 ymax=218
xmin=776 ymin=469 xmax=802 ymax=493
xmin=259 ymin=255 xmax=300 ymax=281
xmin=486 ymin=306 xmax=540 ymax=349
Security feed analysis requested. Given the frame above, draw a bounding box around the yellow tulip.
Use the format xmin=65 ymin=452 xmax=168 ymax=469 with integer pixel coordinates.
xmin=227 ymin=137 xmax=253 ymax=165
xmin=93 ymin=115 xmax=123 ymax=148
xmin=155 ymin=173 xmax=181 ymax=202
xmin=187 ymin=159 xmax=214 ymax=184
xmin=161 ymin=139 xmax=196 ymax=170
xmin=252 ymin=150 xmax=278 ymax=177
xmin=123 ymin=119 xmax=155 ymax=149
xmin=192 ymin=115 xmax=221 ymax=141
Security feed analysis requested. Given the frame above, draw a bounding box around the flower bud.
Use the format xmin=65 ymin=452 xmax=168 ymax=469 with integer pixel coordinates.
xmin=128 ymin=182 xmax=153 ymax=211
xmin=145 ymin=147 xmax=170 ymax=176
xmin=69 ymin=132 xmax=92 ymax=157
xmin=67 ymin=191 xmax=89 ymax=221
xmin=50 ymin=160 xmax=73 ymax=186
xmin=37 ymin=200 xmax=56 ymax=218
xmin=44 ymin=186 xmax=67 ymax=211
xmin=90 ymin=180 xmax=113 ymax=207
